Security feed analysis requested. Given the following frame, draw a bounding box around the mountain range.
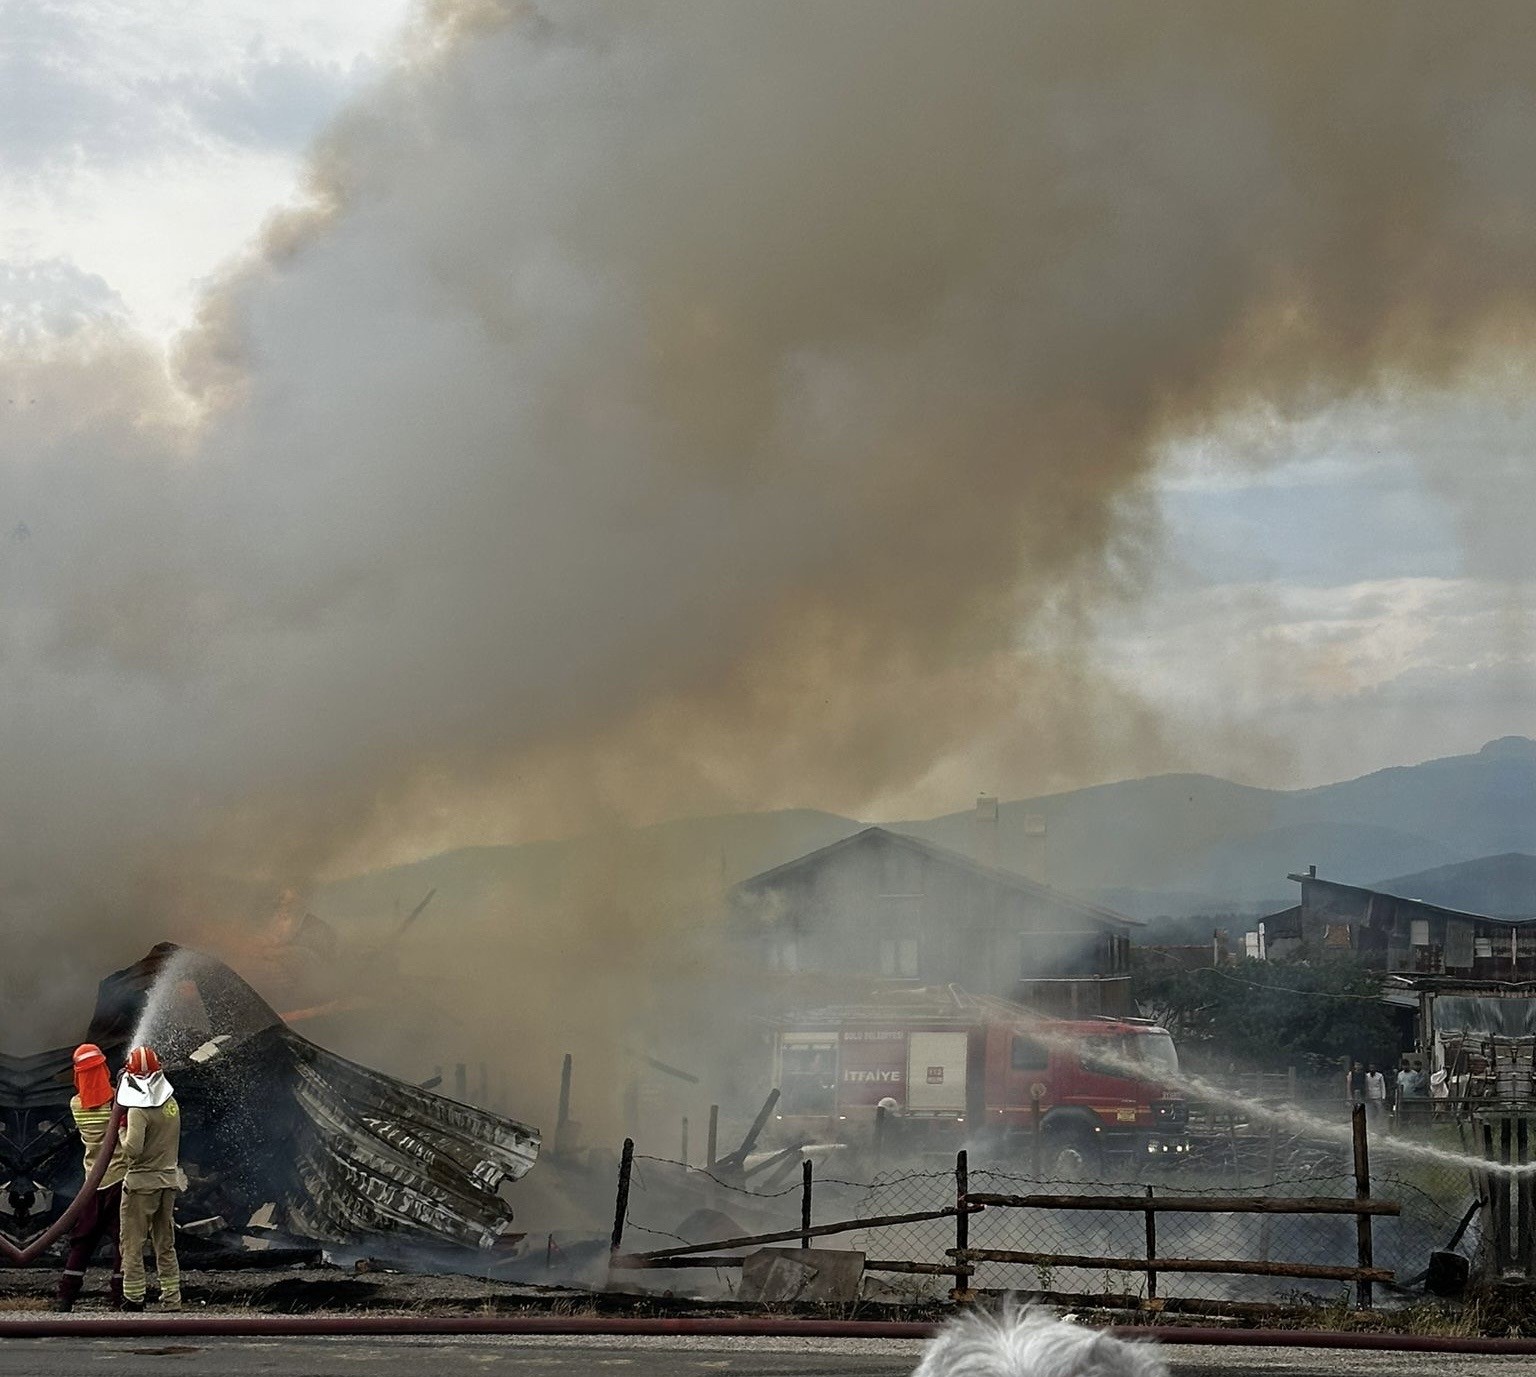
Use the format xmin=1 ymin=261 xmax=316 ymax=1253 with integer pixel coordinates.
xmin=316 ymin=736 xmax=1536 ymax=926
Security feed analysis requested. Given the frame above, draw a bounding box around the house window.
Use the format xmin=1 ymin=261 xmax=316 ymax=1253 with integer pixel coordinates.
xmin=879 ymin=937 xmax=919 ymax=977
xmin=1475 ymin=937 xmax=1494 ymax=959
xmin=767 ymin=938 xmax=799 ymax=972
xmin=1410 ymin=919 xmax=1430 ymax=947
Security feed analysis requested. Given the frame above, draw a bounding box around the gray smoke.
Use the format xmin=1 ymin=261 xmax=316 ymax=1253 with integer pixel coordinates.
xmin=5 ymin=1 xmax=1536 ymax=1048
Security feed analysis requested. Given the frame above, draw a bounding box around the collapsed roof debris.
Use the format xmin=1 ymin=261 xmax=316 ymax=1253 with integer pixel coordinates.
xmin=0 ymin=944 xmax=539 ymax=1254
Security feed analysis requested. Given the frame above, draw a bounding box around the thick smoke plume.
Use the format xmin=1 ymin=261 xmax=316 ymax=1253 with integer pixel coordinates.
xmin=5 ymin=1 xmax=1536 ymax=1059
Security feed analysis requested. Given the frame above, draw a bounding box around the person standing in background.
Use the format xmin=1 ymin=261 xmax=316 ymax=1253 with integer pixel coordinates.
xmin=1364 ymin=1063 xmax=1387 ymax=1122
xmin=1347 ymin=1061 xmax=1366 ymax=1106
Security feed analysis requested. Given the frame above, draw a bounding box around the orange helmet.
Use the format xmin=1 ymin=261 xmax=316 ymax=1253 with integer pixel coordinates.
xmin=125 ymin=1046 xmax=161 ymax=1076
xmin=72 ymin=1044 xmax=112 ymax=1109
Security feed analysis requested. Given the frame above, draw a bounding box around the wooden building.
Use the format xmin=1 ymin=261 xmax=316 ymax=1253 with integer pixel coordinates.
xmin=729 ymin=826 xmax=1140 ymax=1016
xmin=1271 ymin=870 xmax=1536 ymax=980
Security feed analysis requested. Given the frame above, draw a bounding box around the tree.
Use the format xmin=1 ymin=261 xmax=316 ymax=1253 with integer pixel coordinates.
xmin=1132 ymin=954 xmax=1400 ymax=1076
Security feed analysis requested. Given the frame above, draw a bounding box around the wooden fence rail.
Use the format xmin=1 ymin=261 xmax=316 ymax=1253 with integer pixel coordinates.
xmin=965 ymin=1192 xmax=1400 ymax=1216
xmin=616 ymin=1204 xmax=975 ymax=1264
xmin=948 ymin=1247 xmax=1392 ymax=1285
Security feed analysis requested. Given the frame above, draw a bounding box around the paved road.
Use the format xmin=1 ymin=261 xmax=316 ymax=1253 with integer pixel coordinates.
xmin=0 ymin=1334 xmax=1533 ymax=1376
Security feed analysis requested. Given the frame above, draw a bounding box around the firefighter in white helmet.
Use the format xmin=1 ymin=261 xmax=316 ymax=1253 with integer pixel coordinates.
xmin=116 ymin=1046 xmax=182 ymax=1311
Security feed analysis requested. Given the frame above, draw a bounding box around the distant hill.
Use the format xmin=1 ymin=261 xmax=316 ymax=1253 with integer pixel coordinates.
xmin=1373 ymin=852 xmax=1536 ymax=918
xmin=316 ymin=807 xmax=863 ymax=925
xmin=317 ymin=737 xmax=1536 ymax=926
xmin=891 ymin=738 xmax=1536 ymax=914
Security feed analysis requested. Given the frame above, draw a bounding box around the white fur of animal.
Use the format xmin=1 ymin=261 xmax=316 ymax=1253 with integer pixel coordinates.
xmin=911 ymin=1304 xmax=1168 ymax=1377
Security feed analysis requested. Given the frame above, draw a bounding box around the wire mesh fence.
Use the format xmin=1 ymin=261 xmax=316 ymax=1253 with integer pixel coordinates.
xmin=610 ymin=1124 xmax=1485 ymax=1308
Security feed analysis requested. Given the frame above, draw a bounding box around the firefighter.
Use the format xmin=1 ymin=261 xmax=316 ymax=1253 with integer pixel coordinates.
xmin=116 ymin=1046 xmax=182 ymax=1311
xmin=57 ymin=1044 xmax=127 ymax=1311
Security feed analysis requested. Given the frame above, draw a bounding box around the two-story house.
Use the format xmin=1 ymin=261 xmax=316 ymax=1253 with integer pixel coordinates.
xmin=729 ymin=826 xmax=1140 ymax=1016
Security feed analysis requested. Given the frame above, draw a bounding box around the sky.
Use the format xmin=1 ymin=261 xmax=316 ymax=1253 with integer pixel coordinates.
xmin=3 ymin=0 xmax=1534 ymax=847
xmin=1 ymin=0 xmax=411 ymax=337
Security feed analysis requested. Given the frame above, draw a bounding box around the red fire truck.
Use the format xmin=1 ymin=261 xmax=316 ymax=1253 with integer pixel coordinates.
xmin=771 ymin=986 xmax=1188 ymax=1172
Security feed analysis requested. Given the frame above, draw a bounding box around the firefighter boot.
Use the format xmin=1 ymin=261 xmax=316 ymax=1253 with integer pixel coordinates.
xmin=110 ymin=1272 xmax=125 ymax=1310
xmin=56 ymin=1272 xmax=83 ymax=1313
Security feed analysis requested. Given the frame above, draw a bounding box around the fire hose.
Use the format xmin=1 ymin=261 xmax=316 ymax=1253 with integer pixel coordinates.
xmin=0 ymin=1315 xmax=1530 ymax=1352
xmin=0 ymin=1104 xmax=124 ymax=1266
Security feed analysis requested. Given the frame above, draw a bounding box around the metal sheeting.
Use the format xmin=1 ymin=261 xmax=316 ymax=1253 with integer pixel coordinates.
xmin=1435 ymin=996 xmax=1536 ymax=1037
xmin=286 ymin=1048 xmax=536 ymax=1248
xmin=1445 ymin=919 xmax=1477 ymax=970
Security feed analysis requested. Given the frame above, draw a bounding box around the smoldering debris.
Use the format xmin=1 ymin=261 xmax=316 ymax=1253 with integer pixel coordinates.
xmin=0 ymin=945 xmax=539 ymax=1262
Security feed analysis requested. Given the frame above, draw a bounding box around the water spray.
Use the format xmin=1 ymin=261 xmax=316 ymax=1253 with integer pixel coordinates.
xmin=126 ymin=948 xmax=197 ymax=1057
xmin=1029 ymin=1022 xmax=1536 ymax=1179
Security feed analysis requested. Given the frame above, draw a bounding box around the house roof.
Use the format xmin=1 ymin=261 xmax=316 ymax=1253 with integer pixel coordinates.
xmin=1291 ymin=872 xmax=1536 ymax=930
xmin=1371 ymin=853 xmax=1536 ymax=920
xmin=734 ymin=825 xmax=1142 ymax=929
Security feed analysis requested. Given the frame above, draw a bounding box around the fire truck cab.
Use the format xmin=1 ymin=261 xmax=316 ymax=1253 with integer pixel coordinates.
xmin=772 ymin=988 xmax=1188 ymax=1172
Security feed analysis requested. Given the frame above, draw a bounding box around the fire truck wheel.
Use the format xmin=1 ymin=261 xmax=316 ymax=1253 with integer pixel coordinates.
xmin=1042 ymin=1127 xmax=1099 ymax=1179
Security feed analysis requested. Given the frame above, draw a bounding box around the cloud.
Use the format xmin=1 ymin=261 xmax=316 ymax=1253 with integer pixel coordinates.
xmin=1092 ymin=574 xmax=1536 ymax=787
xmin=1 ymin=0 xmax=410 ymax=332
xmin=0 ymin=1 xmax=397 ymax=172
xmin=0 ymin=260 xmax=127 ymax=344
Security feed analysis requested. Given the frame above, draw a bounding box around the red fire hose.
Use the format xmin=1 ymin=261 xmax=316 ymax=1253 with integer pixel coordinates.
xmin=0 ymin=1315 xmax=1529 ymax=1353
xmin=0 ymin=1105 xmax=124 ymax=1266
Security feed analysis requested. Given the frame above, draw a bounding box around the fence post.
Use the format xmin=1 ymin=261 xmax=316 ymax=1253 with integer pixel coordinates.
xmin=875 ymin=1104 xmax=887 ymax=1163
xmin=681 ymin=1116 xmax=689 ymax=1166
xmin=706 ymin=1104 xmax=719 ymax=1168
xmin=1143 ymin=1184 xmax=1157 ymax=1300
xmin=611 ymin=1138 xmax=635 ymax=1257
xmin=1031 ymin=1094 xmax=1043 ymax=1177
xmin=1258 ymin=1124 xmax=1279 ymax=1262
xmin=952 ymin=1149 xmax=971 ymax=1303
xmin=801 ymin=1159 xmax=813 ymax=1249
xmin=1499 ymin=1116 xmax=1515 ymax=1274
xmin=1351 ymin=1104 xmax=1373 ymax=1309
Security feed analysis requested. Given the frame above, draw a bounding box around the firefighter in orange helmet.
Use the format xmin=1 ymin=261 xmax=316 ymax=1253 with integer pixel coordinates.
xmin=57 ymin=1044 xmax=127 ymax=1311
xmin=116 ymin=1046 xmax=182 ymax=1311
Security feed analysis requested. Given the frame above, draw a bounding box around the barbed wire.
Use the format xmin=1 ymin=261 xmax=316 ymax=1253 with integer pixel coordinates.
xmin=622 ymin=1219 xmax=695 ymax=1247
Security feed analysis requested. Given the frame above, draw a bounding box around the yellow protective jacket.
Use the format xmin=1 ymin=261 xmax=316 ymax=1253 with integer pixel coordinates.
xmin=70 ymin=1095 xmax=127 ymax=1189
xmin=122 ymin=1098 xmax=181 ymax=1192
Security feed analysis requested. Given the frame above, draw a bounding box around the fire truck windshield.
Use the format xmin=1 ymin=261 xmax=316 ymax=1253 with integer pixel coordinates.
xmin=1137 ymin=1031 xmax=1179 ymax=1077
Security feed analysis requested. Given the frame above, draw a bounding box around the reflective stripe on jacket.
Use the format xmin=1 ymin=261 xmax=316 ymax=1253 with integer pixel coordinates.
xmin=70 ymin=1094 xmax=127 ymax=1189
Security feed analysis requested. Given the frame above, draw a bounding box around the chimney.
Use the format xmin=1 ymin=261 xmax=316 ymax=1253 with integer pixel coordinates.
xmin=975 ymin=794 xmax=999 ymax=868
